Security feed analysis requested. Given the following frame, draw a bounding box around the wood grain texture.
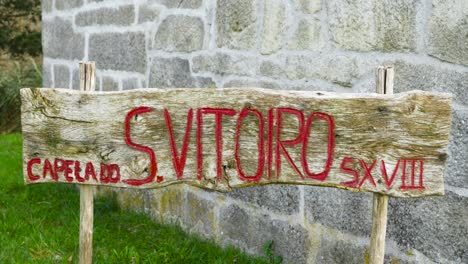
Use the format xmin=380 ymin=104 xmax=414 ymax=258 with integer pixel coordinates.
xmin=79 ymin=185 xmax=93 ymax=264
xmin=369 ymin=193 xmax=389 ymax=263
xmin=21 ymin=87 xmax=452 ymax=197
xmin=369 ymin=65 xmax=393 ymax=264
xmin=78 ymin=62 xmax=95 ymax=264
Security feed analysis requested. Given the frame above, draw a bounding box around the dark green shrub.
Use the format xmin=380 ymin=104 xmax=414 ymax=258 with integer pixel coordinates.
xmin=0 ymin=59 xmax=42 ymax=134
xmin=0 ymin=0 xmax=42 ymax=58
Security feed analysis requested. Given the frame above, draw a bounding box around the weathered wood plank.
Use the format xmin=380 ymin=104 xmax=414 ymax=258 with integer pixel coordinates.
xmin=21 ymin=87 xmax=452 ymax=197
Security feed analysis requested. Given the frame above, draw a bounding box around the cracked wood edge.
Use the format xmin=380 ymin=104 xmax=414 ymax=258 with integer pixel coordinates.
xmin=21 ymin=87 xmax=452 ymax=198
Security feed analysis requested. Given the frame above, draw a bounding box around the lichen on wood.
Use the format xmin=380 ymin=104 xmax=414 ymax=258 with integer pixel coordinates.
xmin=21 ymin=87 xmax=452 ymax=197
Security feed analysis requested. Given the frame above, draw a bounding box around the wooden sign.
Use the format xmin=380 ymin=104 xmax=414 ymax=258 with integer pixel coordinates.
xmin=21 ymin=87 xmax=451 ymax=197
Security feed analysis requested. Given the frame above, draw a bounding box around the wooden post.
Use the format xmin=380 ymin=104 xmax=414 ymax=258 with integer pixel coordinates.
xmin=369 ymin=66 xmax=394 ymax=264
xmin=79 ymin=62 xmax=96 ymax=264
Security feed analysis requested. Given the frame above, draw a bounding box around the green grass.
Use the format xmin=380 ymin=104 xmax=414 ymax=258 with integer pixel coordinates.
xmin=0 ymin=134 xmax=277 ymax=263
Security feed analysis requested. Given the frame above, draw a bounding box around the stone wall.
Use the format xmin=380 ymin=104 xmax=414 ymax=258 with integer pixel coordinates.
xmin=42 ymin=0 xmax=468 ymax=263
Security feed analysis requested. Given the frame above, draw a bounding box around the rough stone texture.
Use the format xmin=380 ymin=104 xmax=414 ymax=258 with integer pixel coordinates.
xmin=150 ymin=0 xmax=202 ymax=9
xmin=327 ymin=0 xmax=417 ymax=52
xmin=71 ymin=69 xmax=80 ymax=90
xmin=89 ymin=32 xmax=146 ymax=73
xmin=428 ymin=0 xmax=468 ymax=66
xmin=42 ymin=18 xmax=85 ymax=60
xmin=216 ymin=0 xmax=257 ymax=50
xmin=219 ymin=204 xmax=308 ymax=263
xmin=445 ymin=107 xmax=468 ymax=188
xmin=143 ymin=186 xmax=217 ymax=238
xmin=314 ymin=232 xmax=368 ymax=264
xmin=314 ymin=227 xmax=420 ymax=264
xmin=42 ymin=63 xmax=52 ymax=87
xmin=393 ymin=60 xmax=468 ymax=106
xmin=304 ymin=187 xmax=373 ymax=237
xmin=327 ymin=0 xmax=376 ymax=51
xmin=351 ymin=76 xmax=376 ymax=94
xmin=153 ymin=15 xmax=204 ymax=52
xmin=294 ymin=0 xmax=321 ymax=14
xmin=227 ymin=185 xmax=300 ymax=215
xmin=192 ymin=52 xmax=256 ymax=77
xmin=55 ymin=0 xmax=83 ymax=10
xmin=388 ymin=191 xmax=468 ymax=262
xmin=288 ymin=17 xmax=323 ymax=51
xmin=138 ymin=4 xmax=160 ymax=23
xmin=42 ymin=0 xmax=52 ymax=13
xmin=146 ymin=185 xmax=187 ymax=224
xmin=261 ymin=0 xmax=287 ymax=55
xmin=284 ymin=54 xmax=381 ymax=87
xmin=374 ymin=0 xmax=418 ymax=51
xmin=53 ymin=65 xmax=70 ymax=89
xmin=101 ymin=76 xmax=119 ymax=91
xmin=289 ymin=81 xmax=350 ymax=93
xmin=114 ymin=189 xmax=146 ymax=212
xmin=75 ymin=5 xmax=135 ymax=27
xmin=259 ymin=59 xmax=286 ymax=79
xmin=184 ymin=191 xmax=217 ymax=237
xmin=122 ymin=78 xmax=140 ymax=90
xmin=222 ymin=79 xmax=280 ymax=89
xmin=293 ymin=0 xmax=322 ymax=14
xmin=149 ymin=57 xmax=214 ymax=88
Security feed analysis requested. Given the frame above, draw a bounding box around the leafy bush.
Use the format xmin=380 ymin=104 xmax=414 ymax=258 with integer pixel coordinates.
xmin=0 ymin=0 xmax=42 ymax=58
xmin=0 ymin=59 xmax=42 ymax=134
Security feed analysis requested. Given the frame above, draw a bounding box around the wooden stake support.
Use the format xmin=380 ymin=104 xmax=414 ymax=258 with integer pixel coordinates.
xmin=369 ymin=66 xmax=394 ymax=264
xmin=78 ymin=62 xmax=96 ymax=264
